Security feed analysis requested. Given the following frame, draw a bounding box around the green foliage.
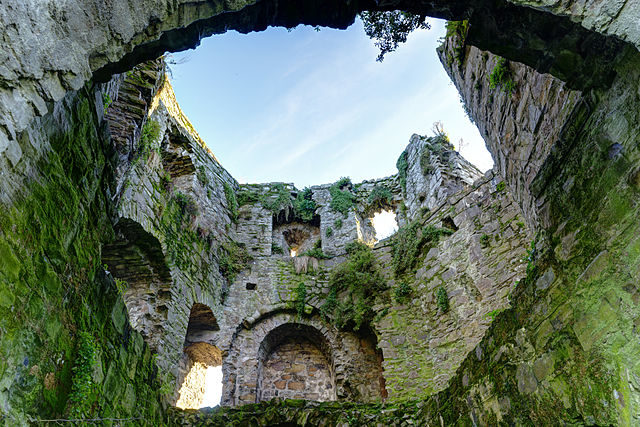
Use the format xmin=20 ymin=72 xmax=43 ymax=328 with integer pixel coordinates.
xmin=218 ymin=240 xmax=252 ymax=283
xmin=496 ymin=181 xmax=506 ymax=193
xmin=197 ymin=166 xmax=209 ymax=187
xmin=223 ymin=182 xmax=238 ymax=222
xmin=334 ymin=218 xmax=343 ymax=229
xmin=396 ymin=151 xmax=409 ymax=193
xmin=264 ymin=183 xmax=293 ymax=216
xmin=329 ymin=178 xmax=356 ymax=217
xmin=489 ymin=57 xmax=516 ymax=95
xmin=322 ymin=242 xmax=387 ymax=331
xmin=102 ymin=92 xmax=112 ymax=112
xmin=484 ymin=309 xmax=504 ymax=320
xmin=361 ymin=11 xmax=430 ymax=62
xmin=302 ymin=247 xmax=331 ymax=259
xmin=394 ymin=281 xmax=412 ymax=303
xmin=392 ymin=221 xmax=453 ymax=277
xmin=271 ymin=243 xmax=284 ymax=255
xmin=293 ymin=187 xmax=317 ymax=222
xmin=420 ymin=130 xmax=453 ymax=175
xmin=114 ymin=277 xmax=128 ymax=295
xmin=67 ymin=331 xmax=97 ymax=417
xmin=367 ymin=185 xmax=393 ymax=211
xmin=173 ymin=192 xmax=198 ymax=222
xmin=444 ymin=20 xmax=469 ymax=67
xmin=326 ymin=227 xmax=333 ymax=237
xmin=138 ymin=119 xmax=161 ymax=162
xmin=295 ymin=281 xmax=307 ymax=318
xmin=237 ymin=188 xmax=264 ymax=207
xmin=480 ymin=234 xmax=490 ymax=247
xmin=436 ymin=287 xmax=449 ymax=313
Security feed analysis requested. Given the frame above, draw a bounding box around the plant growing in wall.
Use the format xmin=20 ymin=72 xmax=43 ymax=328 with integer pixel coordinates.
xmin=197 ymin=166 xmax=209 ymax=187
xmin=322 ymin=241 xmax=387 ymax=331
xmin=237 ymin=188 xmax=264 ymax=207
xmin=223 ymin=182 xmax=238 ymax=222
xmin=217 ymin=240 xmax=252 ymax=283
xmin=293 ymin=187 xmax=317 ymax=222
xmin=295 ymin=281 xmax=307 ymax=318
xmin=329 ymin=177 xmax=356 ymax=217
xmin=392 ymin=220 xmax=453 ymax=277
xmin=137 ymin=119 xmax=161 ymax=163
xmin=489 ymin=57 xmax=517 ymax=95
xmin=436 ymin=287 xmax=449 ymax=313
xmin=67 ymin=331 xmax=97 ymax=417
xmin=367 ymin=184 xmax=393 ymax=213
xmin=394 ymin=281 xmax=412 ymax=303
xmin=444 ymin=20 xmax=469 ymax=68
xmin=264 ymin=183 xmax=294 ymax=219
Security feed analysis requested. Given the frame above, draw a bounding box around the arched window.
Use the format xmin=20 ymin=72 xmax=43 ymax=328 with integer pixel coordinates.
xmin=176 ymin=303 xmax=223 ymax=408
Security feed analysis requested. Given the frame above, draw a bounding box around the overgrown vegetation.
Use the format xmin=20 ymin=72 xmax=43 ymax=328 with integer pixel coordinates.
xmin=237 ymin=188 xmax=264 ymax=207
xmin=293 ymin=187 xmax=317 ymax=222
xmin=218 ymin=240 xmax=252 ymax=283
xmin=329 ymin=177 xmax=356 ymax=217
xmin=396 ymin=151 xmax=409 ymax=193
xmin=295 ymin=281 xmax=307 ymax=318
xmin=272 ymin=243 xmax=284 ymax=255
xmin=361 ymin=11 xmax=430 ymax=62
xmin=197 ymin=166 xmax=209 ymax=187
xmin=138 ymin=119 xmax=161 ymax=162
xmin=102 ymin=93 xmax=112 ymax=112
xmin=334 ymin=218 xmax=343 ymax=229
xmin=301 ymin=247 xmax=331 ymax=259
xmin=436 ymin=287 xmax=449 ymax=313
xmin=496 ymin=181 xmax=506 ymax=193
xmin=326 ymin=227 xmax=333 ymax=237
xmin=489 ymin=57 xmax=516 ymax=95
xmin=443 ymin=20 xmax=469 ymax=68
xmin=367 ymin=185 xmax=393 ymax=211
xmin=264 ymin=183 xmax=294 ymax=217
xmin=394 ymin=281 xmax=412 ymax=304
xmin=392 ymin=220 xmax=453 ymax=277
xmin=223 ymin=182 xmax=239 ymax=222
xmin=67 ymin=331 xmax=97 ymax=417
xmin=321 ymin=242 xmax=387 ymax=331
xmin=420 ymin=127 xmax=453 ymax=175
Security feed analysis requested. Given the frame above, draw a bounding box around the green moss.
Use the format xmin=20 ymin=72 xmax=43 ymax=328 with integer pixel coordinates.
xmin=334 ymin=218 xmax=343 ymax=229
xmin=329 ymin=178 xmax=356 ymax=217
xmin=325 ymin=227 xmax=333 ymax=237
xmin=67 ymin=331 xmax=97 ymax=417
xmin=295 ymin=281 xmax=307 ymax=318
xmin=138 ymin=119 xmax=161 ymax=162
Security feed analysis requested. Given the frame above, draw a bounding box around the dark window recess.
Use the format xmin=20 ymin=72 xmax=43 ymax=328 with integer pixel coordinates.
xmin=442 ymin=216 xmax=458 ymax=232
xmin=246 ymin=282 xmax=257 ymax=290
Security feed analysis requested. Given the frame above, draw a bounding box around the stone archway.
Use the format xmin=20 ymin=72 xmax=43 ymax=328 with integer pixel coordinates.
xmin=222 ymin=311 xmax=385 ymax=406
xmin=256 ymin=323 xmax=336 ymax=402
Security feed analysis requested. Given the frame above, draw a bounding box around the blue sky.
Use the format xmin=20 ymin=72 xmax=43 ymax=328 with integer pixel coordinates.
xmin=169 ymin=18 xmax=493 ymax=188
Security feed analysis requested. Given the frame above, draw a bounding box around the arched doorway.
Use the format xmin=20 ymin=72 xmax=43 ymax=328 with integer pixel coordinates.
xmin=256 ymin=323 xmax=336 ymax=402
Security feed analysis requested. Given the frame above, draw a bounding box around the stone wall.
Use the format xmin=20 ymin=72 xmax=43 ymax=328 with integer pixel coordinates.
xmin=0 ymin=73 xmax=166 ymax=423
xmin=258 ymin=338 xmax=335 ymax=402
